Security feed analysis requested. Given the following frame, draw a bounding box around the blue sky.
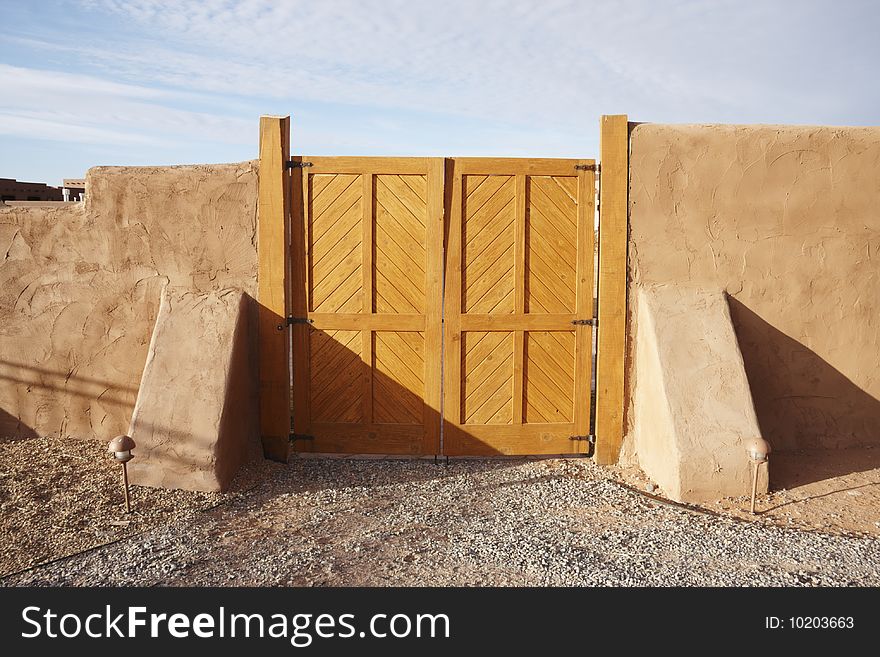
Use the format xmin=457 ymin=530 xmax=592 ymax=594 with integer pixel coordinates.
xmin=2 ymin=0 xmax=879 ymax=185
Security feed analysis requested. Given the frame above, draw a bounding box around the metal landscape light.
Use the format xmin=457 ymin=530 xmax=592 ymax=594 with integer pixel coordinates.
xmin=745 ymin=437 xmax=771 ymax=515
xmin=108 ymin=435 xmax=136 ymax=514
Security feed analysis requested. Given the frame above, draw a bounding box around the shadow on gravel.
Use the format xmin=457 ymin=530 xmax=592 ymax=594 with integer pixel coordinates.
xmin=273 ymin=457 xmax=542 ymax=496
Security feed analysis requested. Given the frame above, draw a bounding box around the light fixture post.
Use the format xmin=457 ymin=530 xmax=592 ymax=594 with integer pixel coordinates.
xmin=750 ymin=460 xmax=760 ymax=514
xmin=745 ymin=437 xmax=771 ymax=515
xmin=108 ymin=435 xmax=136 ymax=514
xmin=122 ymin=460 xmax=132 ymax=514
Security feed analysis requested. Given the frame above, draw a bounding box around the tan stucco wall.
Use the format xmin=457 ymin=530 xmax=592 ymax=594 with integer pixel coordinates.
xmin=628 ymin=124 xmax=880 ymax=451
xmin=0 ymin=162 xmax=259 ymax=441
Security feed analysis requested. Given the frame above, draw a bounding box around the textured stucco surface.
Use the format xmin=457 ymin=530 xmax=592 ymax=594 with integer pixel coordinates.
xmin=628 ymin=124 xmax=880 ymax=452
xmin=630 ymin=285 xmax=767 ymax=503
xmin=0 ymin=162 xmax=259 ymax=441
xmin=128 ymin=288 xmax=259 ymax=492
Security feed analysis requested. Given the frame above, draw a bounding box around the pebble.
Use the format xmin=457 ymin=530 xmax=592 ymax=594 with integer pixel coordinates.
xmin=6 ymin=458 xmax=880 ymax=587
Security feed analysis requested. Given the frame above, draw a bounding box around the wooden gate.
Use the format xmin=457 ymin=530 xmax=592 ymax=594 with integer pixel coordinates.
xmin=443 ymin=159 xmax=596 ymax=455
xmin=289 ymin=157 xmax=444 ymax=454
xmin=261 ymin=114 xmax=629 ymax=460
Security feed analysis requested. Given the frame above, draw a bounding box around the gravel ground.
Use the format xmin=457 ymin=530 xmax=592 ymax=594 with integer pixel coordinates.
xmin=0 ymin=435 xmax=276 ymax=577
xmin=4 ymin=454 xmax=880 ymax=587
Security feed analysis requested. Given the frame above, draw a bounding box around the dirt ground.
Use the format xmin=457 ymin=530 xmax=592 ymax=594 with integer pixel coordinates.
xmin=614 ymin=447 xmax=880 ymax=536
xmin=0 ymin=435 xmax=280 ymax=577
xmin=2 ymin=435 xmax=879 ymax=583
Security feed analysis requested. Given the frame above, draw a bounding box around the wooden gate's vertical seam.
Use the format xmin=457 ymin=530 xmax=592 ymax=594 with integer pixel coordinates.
xmin=424 ymin=158 xmax=445 ymax=454
xmin=439 ymin=157 xmax=455 ymax=456
xmin=361 ymin=173 xmax=374 ymax=426
xmin=257 ymin=115 xmax=291 ymax=462
xmin=595 ymin=114 xmax=629 ymax=464
xmin=443 ymin=161 xmax=463 ymax=450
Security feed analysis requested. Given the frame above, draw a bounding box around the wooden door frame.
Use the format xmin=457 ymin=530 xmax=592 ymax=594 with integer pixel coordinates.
xmin=257 ymin=114 xmax=629 ymax=462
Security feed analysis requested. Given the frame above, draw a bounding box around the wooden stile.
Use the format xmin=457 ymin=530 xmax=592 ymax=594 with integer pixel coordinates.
xmin=595 ymin=114 xmax=629 ymax=464
xmin=423 ymin=158 xmax=445 ymax=454
xmin=257 ymin=115 xmax=291 ymax=461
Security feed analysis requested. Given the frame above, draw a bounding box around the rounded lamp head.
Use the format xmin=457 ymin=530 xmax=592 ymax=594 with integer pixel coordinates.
xmin=745 ymin=437 xmax=771 ymax=463
xmin=109 ymin=435 xmax=136 ymax=463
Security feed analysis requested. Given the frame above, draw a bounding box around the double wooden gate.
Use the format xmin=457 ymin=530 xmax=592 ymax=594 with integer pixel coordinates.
xmin=289 ymin=156 xmax=594 ymax=456
xmin=257 ymin=115 xmax=628 ymax=461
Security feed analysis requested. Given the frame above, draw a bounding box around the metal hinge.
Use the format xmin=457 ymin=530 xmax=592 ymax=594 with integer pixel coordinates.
xmin=289 ymin=433 xmax=315 ymax=443
xmin=575 ymin=164 xmax=599 ymax=171
xmin=286 ymin=161 xmax=313 ymax=169
xmin=570 ymin=434 xmax=596 ymax=457
xmin=287 ymin=316 xmax=314 ymax=325
xmin=571 ymin=318 xmax=598 ymax=326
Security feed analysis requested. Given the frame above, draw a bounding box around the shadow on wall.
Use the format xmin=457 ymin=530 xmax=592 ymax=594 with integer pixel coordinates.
xmin=0 ymin=363 xmax=137 ymax=406
xmin=0 ymin=361 xmax=139 ymax=443
xmin=0 ymin=408 xmax=38 ymax=441
xmin=728 ymin=297 xmax=880 ymax=485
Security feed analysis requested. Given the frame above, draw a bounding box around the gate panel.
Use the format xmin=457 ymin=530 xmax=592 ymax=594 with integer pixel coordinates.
xmin=462 ymin=330 xmax=514 ymax=424
xmin=462 ymin=174 xmax=516 ymax=314
xmin=309 ymin=329 xmax=362 ymax=422
xmin=291 ymin=157 xmax=444 ymax=454
xmin=444 ymin=158 xmax=595 ymax=455
xmin=525 ymin=331 xmax=575 ymax=423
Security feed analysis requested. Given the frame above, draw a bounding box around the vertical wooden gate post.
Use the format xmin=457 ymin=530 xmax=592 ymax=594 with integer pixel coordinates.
xmin=258 ymin=115 xmax=291 ymax=461
xmin=595 ymin=114 xmax=629 ymax=464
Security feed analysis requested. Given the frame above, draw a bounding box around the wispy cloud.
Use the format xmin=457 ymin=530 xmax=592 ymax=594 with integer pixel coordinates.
xmin=2 ymin=0 xmax=879 ymax=183
xmin=74 ymin=0 xmax=880 ymax=124
xmin=0 ymin=63 xmax=254 ymax=147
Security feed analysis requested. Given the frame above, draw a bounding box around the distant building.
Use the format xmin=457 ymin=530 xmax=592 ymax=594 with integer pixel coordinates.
xmin=0 ymin=178 xmax=63 ymax=202
xmin=62 ymin=179 xmax=86 ymax=202
xmin=0 ymin=177 xmax=86 ymax=203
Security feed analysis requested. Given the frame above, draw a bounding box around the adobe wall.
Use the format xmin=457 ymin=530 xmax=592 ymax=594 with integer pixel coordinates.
xmin=627 ymin=124 xmax=880 ymax=451
xmin=0 ymin=162 xmax=259 ymax=441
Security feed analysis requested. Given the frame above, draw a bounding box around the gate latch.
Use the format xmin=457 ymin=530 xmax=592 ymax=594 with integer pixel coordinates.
xmin=575 ymin=164 xmax=598 ymax=171
xmin=289 ymin=433 xmax=315 ymax=443
xmin=287 ymin=316 xmax=314 ymax=326
xmin=286 ymin=161 xmax=313 ymax=169
xmin=571 ymin=318 xmax=598 ymax=326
